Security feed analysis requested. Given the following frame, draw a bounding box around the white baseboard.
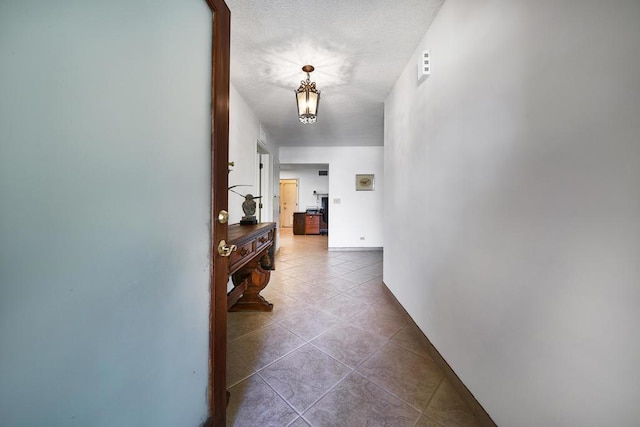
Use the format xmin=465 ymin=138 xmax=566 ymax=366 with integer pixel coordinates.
xmin=328 ymin=247 xmax=383 ymax=252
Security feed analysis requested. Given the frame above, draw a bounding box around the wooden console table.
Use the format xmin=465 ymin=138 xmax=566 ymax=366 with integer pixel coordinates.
xmin=226 ymin=222 xmax=276 ymax=311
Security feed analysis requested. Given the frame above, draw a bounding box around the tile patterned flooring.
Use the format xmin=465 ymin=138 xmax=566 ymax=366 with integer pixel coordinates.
xmin=226 ymin=228 xmax=481 ymax=427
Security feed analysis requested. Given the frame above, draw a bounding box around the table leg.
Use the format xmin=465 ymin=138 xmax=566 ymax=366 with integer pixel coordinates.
xmin=229 ymin=262 xmax=273 ymax=312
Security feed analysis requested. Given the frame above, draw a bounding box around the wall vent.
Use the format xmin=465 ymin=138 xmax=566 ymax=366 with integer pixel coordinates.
xmin=418 ymin=50 xmax=431 ymax=81
xmin=319 ymin=170 xmax=328 ymax=176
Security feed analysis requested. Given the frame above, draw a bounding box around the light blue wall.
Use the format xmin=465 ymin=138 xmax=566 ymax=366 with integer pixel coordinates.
xmin=0 ymin=1 xmax=212 ymax=425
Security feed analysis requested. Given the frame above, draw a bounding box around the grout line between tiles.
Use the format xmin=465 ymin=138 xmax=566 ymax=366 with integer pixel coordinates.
xmin=423 ymin=375 xmax=446 ymax=413
xmin=253 ymin=338 xmax=307 ymax=373
xmin=254 ymin=370 xmax=303 ymax=418
xmin=350 ymin=342 xmax=442 ymax=416
xmin=298 ymin=367 xmax=356 ymax=420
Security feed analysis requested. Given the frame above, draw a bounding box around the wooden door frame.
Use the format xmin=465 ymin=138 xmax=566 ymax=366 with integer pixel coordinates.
xmin=205 ymin=0 xmax=230 ymax=425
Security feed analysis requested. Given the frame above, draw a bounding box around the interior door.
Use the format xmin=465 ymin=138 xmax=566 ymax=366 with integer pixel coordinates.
xmin=279 ymin=179 xmax=298 ymax=227
xmin=257 ymin=142 xmax=272 ymax=223
xmin=205 ymin=0 xmax=231 ymax=425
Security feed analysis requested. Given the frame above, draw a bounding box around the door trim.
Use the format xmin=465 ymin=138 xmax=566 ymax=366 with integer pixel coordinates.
xmin=204 ymin=0 xmax=230 ymax=425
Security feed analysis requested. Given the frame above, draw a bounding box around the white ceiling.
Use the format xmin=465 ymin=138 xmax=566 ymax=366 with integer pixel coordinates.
xmin=226 ymin=0 xmax=444 ymax=147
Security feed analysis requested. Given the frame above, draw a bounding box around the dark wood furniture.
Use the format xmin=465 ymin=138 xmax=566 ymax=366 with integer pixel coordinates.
xmin=305 ymin=213 xmax=321 ymax=234
xmin=293 ymin=212 xmax=306 ymax=235
xmin=292 ymin=212 xmax=323 ymax=235
xmin=226 ymin=222 xmax=276 ymax=312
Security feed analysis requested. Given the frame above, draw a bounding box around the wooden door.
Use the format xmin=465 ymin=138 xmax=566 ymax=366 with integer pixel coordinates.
xmin=205 ymin=0 xmax=230 ymax=425
xmin=279 ymin=179 xmax=298 ymax=227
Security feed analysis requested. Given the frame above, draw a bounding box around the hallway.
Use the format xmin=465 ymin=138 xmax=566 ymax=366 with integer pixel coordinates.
xmin=226 ymin=229 xmax=481 ymax=426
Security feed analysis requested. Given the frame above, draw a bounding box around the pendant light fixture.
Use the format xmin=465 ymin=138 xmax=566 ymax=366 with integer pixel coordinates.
xmin=295 ymin=65 xmax=320 ymax=124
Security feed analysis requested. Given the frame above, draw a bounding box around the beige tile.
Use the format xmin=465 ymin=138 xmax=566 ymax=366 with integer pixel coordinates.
xmin=324 ymin=265 xmax=353 ymax=276
xmin=311 ymin=324 xmax=387 ymax=368
xmin=268 ymin=276 xmax=306 ymax=294
xmin=300 ymin=270 xmax=336 ymax=281
xmin=259 ymin=284 xmax=285 ymax=301
xmin=229 ymin=232 xmax=486 ymax=427
xmin=318 ymin=276 xmax=361 ymax=293
xmin=335 ymin=252 xmax=381 ymax=264
xmin=226 ymin=374 xmax=298 ymax=427
xmin=340 ymin=269 xmax=381 ymax=284
xmin=362 ymin=275 xmax=384 ymax=286
xmin=424 ymin=379 xmax=482 ymax=426
xmin=303 ymin=373 xmax=420 ymax=426
xmin=390 ymin=323 xmax=433 ymax=360
xmin=264 ymin=288 xmax=299 ymax=304
xmin=345 ymin=280 xmax=391 ymax=302
xmin=317 ymin=293 xmax=370 ymax=320
xmin=287 ymin=417 xmax=310 ymax=427
xmin=227 ymin=341 xmax=255 ymax=387
xmin=279 ymin=308 xmax=341 ymax=341
xmin=262 ymin=294 xmax=309 ymax=322
xmin=324 ymin=257 xmax=351 ymax=266
xmin=357 ymin=343 xmax=444 ymax=410
xmin=349 ymin=305 xmax=407 ymax=339
xmin=415 ymin=415 xmax=445 ymax=427
xmin=283 ymin=258 xmax=314 ymax=267
xmin=330 ymin=261 xmax=366 ymax=272
xmin=287 ymin=261 xmax=316 ymax=279
xmin=373 ymin=289 xmax=409 ymax=317
xmin=274 ymin=263 xmax=296 ymax=273
xmin=230 ymin=323 xmax=305 ymax=371
xmin=227 ymin=311 xmax=274 ymax=341
xmin=269 ymin=269 xmax=295 ymax=282
xmin=280 ymin=281 xmax=339 ymax=303
xmin=259 ymin=344 xmax=351 ymax=413
xmin=272 ymin=276 xmax=312 ymax=293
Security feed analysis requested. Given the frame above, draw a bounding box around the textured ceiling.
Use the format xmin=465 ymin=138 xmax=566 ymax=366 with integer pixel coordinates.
xmin=226 ymin=0 xmax=444 ymax=147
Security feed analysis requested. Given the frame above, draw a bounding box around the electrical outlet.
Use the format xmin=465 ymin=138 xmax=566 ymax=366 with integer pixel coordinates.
xmin=333 ymin=198 xmax=341 ymax=204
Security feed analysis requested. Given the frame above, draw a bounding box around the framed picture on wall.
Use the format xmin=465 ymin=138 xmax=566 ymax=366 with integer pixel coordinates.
xmin=355 ymin=174 xmax=375 ymax=191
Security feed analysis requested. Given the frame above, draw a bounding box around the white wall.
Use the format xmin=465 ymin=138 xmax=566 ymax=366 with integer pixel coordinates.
xmin=228 ymin=85 xmax=279 ymax=225
xmin=0 ymin=1 xmax=212 ymax=426
xmin=280 ymin=165 xmax=329 ymax=212
xmin=384 ymin=0 xmax=640 ymax=425
xmin=280 ymin=147 xmax=383 ymax=249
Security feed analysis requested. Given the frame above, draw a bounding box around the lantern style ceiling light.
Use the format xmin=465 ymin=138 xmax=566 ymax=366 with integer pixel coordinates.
xmin=295 ymin=65 xmax=321 ymax=124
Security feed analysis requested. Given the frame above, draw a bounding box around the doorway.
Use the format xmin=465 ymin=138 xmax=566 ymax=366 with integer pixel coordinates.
xmin=256 ymin=141 xmax=272 ymax=223
xmin=279 ymin=179 xmax=298 ymax=227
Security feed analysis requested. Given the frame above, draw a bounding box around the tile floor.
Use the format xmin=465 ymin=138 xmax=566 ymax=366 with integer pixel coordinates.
xmin=226 ymin=228 xmax=481 ymax=427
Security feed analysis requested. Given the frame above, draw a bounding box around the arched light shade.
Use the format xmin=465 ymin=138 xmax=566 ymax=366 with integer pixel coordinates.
xmin=295 ymin=65 xmax=320 ymax=124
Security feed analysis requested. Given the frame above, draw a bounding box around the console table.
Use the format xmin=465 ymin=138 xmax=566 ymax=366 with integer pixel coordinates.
xmin=226 ymin=222 xmax=276 ymax=311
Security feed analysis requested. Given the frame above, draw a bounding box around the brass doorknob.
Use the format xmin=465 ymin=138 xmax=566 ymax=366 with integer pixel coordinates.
xmin=218 ymin=210 xmax=229 ymax=224
xmin=217 ymin=240 xmax=237 ymax=257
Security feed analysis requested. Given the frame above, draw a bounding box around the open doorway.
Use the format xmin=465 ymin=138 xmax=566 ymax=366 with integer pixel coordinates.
xmin=256 ymin=140 xmax=272 ymax=223
xmin=279 ymin=163 xmax=329 ymax=234
xmin=279 ymin=179 xmax=298 ymax=227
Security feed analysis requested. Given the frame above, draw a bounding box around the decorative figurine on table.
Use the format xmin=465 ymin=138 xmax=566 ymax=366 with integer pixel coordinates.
xmin=229 ymin=185 xmax=262 ymax=225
